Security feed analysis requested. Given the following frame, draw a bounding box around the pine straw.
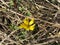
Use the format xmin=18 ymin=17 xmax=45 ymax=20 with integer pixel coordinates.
xmin=0 ymin=0 xmax=60 ymax=45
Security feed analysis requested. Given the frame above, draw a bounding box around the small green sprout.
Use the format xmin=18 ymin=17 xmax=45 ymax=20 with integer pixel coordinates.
xmin=18 ymin=7 xmax=25 ymax=12
xmin=9 ymin=24 xmax=19 ymax=30
xmin=9 ymin=0 xmax=14 ymax=6
xmin=26 ymin=11 xmax=31 ymax=16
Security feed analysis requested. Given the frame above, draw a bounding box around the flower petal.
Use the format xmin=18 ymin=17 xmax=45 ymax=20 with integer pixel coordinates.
xmin=29 ymin=24 xmax=35 ymax=31
xmin=19 ymin=23 xmax=24 ymax=28
xmin=29 ymin=18 xmax=34 ymax=25
xmin=23 ymin=17 xmax=29 ymax=25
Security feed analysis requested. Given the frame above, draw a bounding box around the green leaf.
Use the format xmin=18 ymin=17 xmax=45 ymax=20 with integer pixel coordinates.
xmin=26 ymin=11 xmax=31 ymax=16
xmin=10 ymin=0 xmax=14 ymax=6
xmin=19 ymin=7 xmax=25 ymax=12
xmin=19 ymin=7 xmax=22 ymax=11
xmin=9 ymin=24 xmax=19 ymax=30
xmin=19 ymin=35 xmax=25 ymax=39
xmin=58 ymin=43 xmax=60 ymax=45
xmin=18 ymin=0 xmax=22 ymax=2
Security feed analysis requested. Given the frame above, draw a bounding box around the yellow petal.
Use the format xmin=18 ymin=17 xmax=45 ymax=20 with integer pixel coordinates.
xmin=23 ymin=17 xmax=29 ymax=25
xmin=25 ymin=27 xmax=29 ymax=31
xmin=19 ymin=23 xmax=29 ymax=31
xmin=29 ymin=18 xmax=34 ymax=25
xmin=23 ymin=24 xmax=29 ymax=30
xmin=29 ymin=24 xmax=35 ymax=31
xmin=19 ymin=23 xmax=25 ymax=28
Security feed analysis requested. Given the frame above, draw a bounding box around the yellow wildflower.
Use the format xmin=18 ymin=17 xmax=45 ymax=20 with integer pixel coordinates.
xmin=19 ymin=17 xmax=35 ymax=31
